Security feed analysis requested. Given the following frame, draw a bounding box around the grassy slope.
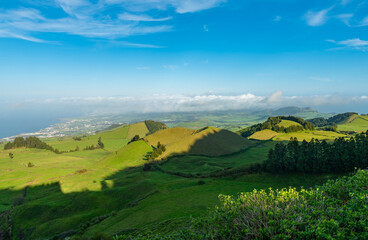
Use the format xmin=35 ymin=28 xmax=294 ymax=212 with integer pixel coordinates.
xmin=0 ymin=122 xmax=346 ymax=239
xmin=45 ymin=125 xmax=130 ymax=152
xmin=337 ymin=115 xmax=368 ymax=132
xmin=151 ymin=127 xmax=254 ymax=158
xmin=144 ymin=127 xmax=195 ymax=147
xmin=0 ymin=148 xmax=106 ymax=191
xmin=159 ymin=141 xmax=276 ymax=175
xmin=249 ymin=129 xmax=280 ymax=140
xmin=273 ymin=130 xmax=347 ymax=141
xmin=277 ymin=120 xmax=303 ymax=128
xmin=127 ymin=122 xmax=150 ymax=140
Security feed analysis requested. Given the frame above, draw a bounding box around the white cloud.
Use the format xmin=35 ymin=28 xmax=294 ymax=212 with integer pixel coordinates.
xmin=361 ymin=16 xmax=368 ymax=26
xmin=105 ymin=0 xmax=227 ymax=14
xmin=273 ymin=16 xmax=281 ymax=22
xmin=341 ymin=0 xmax=353 ymax=5
xmin=203 ymin=24 xmax=209 ymax=32
xmin=336 ymin=13 xmax=353 ymax=25
xmin=119 ymin=12 xmax=172 ymax=22
xmin=25 ymin=92 xmax=368 ymax=115
xmin=266 ymin=90 xmax=283 ymax=104
xmin=328 ymin=38 xmax=368 ymax=51
xmin=0 ymin=0 xmax=225 ymax=43
xmin=305 ymin=7 xmax=333 ymax=26
xmin=339 ymin=38 xmax=368 ymax=47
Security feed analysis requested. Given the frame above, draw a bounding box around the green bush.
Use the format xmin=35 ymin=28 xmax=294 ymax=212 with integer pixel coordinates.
xmin=116 ymin=170 xmax=368 ymax=239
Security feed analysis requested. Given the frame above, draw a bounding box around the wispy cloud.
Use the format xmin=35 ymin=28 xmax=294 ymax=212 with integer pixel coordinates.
xmin=119 ymin=12 xmax=172 ymax=22
xmin=305 ymin=7 xmax=333 ymax=26
xmin=341 ymin=0 xmax=353 ymax=6
xmin=0 ymin=30 xmax=46 ymax=43
xmin=0 ymin=0 xmax=225 ymax=43
xmin=105 ymin=0 xmax=227 ymax=14
xmin=273 ymin=16 xmax=281 ymax=22
xmin=361 ymin=16 xmax=368 ymax=26
xmin=336 ymin=13 xmax=354 ymax=25
xmin=328 ymin=38 xmax=368 ymax=51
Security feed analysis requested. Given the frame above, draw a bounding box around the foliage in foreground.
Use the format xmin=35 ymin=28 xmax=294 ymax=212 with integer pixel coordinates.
xmin=117 ymin=169 xmax=368 ymax=240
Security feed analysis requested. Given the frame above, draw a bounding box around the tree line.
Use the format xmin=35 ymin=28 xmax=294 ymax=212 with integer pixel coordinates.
xmin=4 ymin=137 xmax=61 ymax=154
xmin=238 ymin=116 xmax=315 ymax=138
xmin=264 ymin=131 xmax=368 ymax=173
xmin=308 ymin=112 xmax=357 ymax=128
xmin=4 ymin=136 xmax=105 ymax=154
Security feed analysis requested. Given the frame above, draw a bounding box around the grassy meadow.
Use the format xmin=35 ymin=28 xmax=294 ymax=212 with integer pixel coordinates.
xmin=337 ymin=115 xmax=368 ymax=132
xmin=0 ymin=120 xmax=353 ymax=239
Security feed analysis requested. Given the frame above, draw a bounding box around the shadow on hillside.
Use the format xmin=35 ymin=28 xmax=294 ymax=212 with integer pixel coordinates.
xmin=159 ymin=127 xmax=253 ymax=158
xmin=0 ymin=131 xmax=259 ymax=239
xmin=0 ymin=162 xmax=165 ymax=240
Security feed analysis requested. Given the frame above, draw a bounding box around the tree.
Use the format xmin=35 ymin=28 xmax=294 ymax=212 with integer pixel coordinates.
xmin=128 ymin=135 xmax=140 ymax=144
xmin=98 ymin=137 xmax=104 ymax=149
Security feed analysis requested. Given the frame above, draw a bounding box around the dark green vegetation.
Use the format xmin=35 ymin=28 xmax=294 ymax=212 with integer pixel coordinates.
xmin=308 ymin=112 xmax=357 ymax=127
xmin=265 ymin=131 xmax=368 ymax=173
xmin=4 ymin=136 xmax=60 ymax=154
xmin=308 ymin=112 xmax=368 ymax=133
xmin=237 ymin=116 xmax=315 ymax=138
xmin=147 ymin=142 xmax=166 ymax=160
xmin=144 ymin=120 xmax=168 ymax=134
xmin=121 ymin=170 xmax=368 ymax=240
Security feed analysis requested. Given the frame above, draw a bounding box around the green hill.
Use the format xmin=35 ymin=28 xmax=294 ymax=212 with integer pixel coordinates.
xmin=249 ymin=129 xmax=280 ymax=140
xmin=144 ymin=120 xmax=168 ymax=134
xmin=276 ymin=119 xmax=302 ymax=128
xmin=337 ymin=115 xmax=368 ymax=132
xmin=126 ymin=122 xmax=150 ymax=140
xmin=238 ymin=116 xmax=315 ymax=139
xmin=308 ymin=112 xmax=368 ymax=132
xmin=146 ymin=126 xmax=253 ymax=158
xmin=0 ymin=119 xmax=358 ymax=239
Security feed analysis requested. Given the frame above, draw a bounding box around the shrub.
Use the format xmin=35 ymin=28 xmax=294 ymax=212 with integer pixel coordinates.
xmin=116 ymin=170 xmax=368 ymax=240
xmin=197 ymin=180 xmax=205 ymax=185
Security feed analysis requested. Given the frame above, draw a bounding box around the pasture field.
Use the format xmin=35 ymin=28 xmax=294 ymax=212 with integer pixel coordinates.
xmin=277 ymin=119 xmax=302 ymax=128
xmin=1 ymin=146 xmax=338 ymax=239
xmin=337 ymin=115 xmax=368 ymax=132
xmin=272 ymin=130 xmax=347 ymax=142
xmin=126 ymin=122 xmax=150 ymax=140
xmin=249 ymin=129 xmax=281 ymax=140
xmin=159 ymin=141 xmax=276 ymax=175
xmin=44 ymin=124 xmax=130 ymax=152
xmin=152 ymin=127 xmax=254 ymax=158
xmin=0 ymin=122 xmax=349 ymax=239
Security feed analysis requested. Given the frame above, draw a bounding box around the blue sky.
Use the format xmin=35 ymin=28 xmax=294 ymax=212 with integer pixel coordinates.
xmin=0 ymin=0 xmax=368 ymax=114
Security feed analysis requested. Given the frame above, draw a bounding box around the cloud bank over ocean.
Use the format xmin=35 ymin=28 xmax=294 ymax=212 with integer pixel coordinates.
xmin=3 ymin=92 xmax=368 ymax=115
